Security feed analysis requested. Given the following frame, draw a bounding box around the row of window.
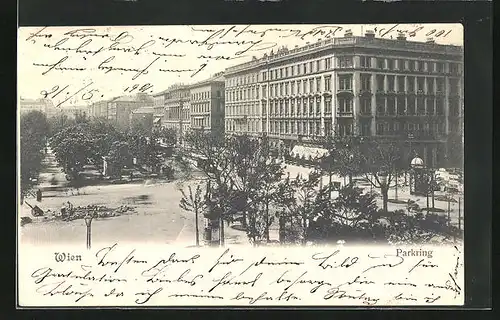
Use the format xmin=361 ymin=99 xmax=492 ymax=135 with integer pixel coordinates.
xmin=165 ymin=109 xmax=190 ymax=121
xmin=191 ymin=90 xmax=223 ymax=101
xmin=225 ymin=119 xmax=447 ymax=138
xmin=259 ymin=57 xmax=460 ymax=82
xmin=227 ymin=57 xmax=460 ymax=88
xmin=368 ymin=74 xmax=460 ymax=94
xmin=226 ymin=95 xmax=455 ymax=118
xmin=191 ymin=103 xmax=211 ymax=114
xmin=371 ymin=97 xmax=446 ymax=116
xmin=226 ymin=119 xmax=262 ymax=133
xmin=361 ymin=57 xmax=461 ymax=75
xmin=225 ymin=86 xmax=260 ymax=102
xmin=164 ymin=90 xmax=190 ymax=100
xmin=375 ymin=122 xmax=446 ymax=136
xmin=225 ymin=73 xmax=259 ymax=88
xmin=226 ymin=74 xmax=461 ymax=102
xmin=191 ymin=117 xmax=210 ymax=128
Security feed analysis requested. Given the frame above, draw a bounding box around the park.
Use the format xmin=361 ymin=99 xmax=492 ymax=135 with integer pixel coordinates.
xmin=19 ymin=110 xmax=464 ymax=248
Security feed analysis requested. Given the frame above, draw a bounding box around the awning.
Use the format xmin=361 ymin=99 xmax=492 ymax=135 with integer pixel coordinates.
xmin=290 ymin=145 xmax=328 ymax=160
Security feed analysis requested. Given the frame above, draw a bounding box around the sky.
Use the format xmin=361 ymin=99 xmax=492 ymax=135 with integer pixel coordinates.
xmin=17 ymin=24 xmax=463 ymax=108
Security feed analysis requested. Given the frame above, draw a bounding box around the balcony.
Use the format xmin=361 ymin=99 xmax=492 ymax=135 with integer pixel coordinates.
xmin=359 ymin=111 xmax=373 ymax=118
xmin=337 ymin=88 xmax=354 ymax=96
xmin=358 ymin=89 xmax=372 ymax=96
xmin=337 ymin=111 xmax=354 ymax=118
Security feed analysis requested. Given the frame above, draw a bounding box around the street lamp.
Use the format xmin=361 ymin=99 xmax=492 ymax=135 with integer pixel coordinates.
xmin=410 ymin=156 xmax=424 ymax=195
xmin=84 ymin=211 xmax=95 ymax=250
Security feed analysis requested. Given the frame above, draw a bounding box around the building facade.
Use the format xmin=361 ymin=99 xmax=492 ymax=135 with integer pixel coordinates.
xmin=88 ymin=100 xmax=110 ymax=119
xmin=19 ymin=98 xmax=55 ymax=116
xmin=57 ymin=105 xmax=88 ymax=119
xmin=163 ymin=84 xmax=191 ymax=142
xmin=152 ymin=91 xmax=166 ymax=129
xmin=189 ymin=72 xmax=225 ymax=134
xmin=224 ymin=31 xmax=463 ymax=168
xmin=107 ymin=94 xmax=154 ymax=131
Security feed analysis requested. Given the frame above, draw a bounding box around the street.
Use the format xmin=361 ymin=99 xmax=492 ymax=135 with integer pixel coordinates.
xmin=19 ymin=150 xmax=463 ymax=246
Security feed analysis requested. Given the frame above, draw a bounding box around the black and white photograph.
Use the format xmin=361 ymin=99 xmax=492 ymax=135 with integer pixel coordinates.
xmin=18 ymin=24 xmax=464 ymax=247
xmin=17 ymin=24 xmax=467 ymax=306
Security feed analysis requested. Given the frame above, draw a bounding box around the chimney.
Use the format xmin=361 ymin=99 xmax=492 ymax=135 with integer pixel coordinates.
xmin=365 ymin=30 xmax=375 ymax=39
xmin=397 ymin=32 xmax=407 ymax=41
xmin=344 ymin=29 xmax=353 ymax=37
xmin=426 ymin=37 xmax=435 ymax=44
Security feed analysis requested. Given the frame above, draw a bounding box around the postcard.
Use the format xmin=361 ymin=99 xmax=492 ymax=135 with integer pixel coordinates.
xmin=17 ymin=23 xmax=464 ymax=307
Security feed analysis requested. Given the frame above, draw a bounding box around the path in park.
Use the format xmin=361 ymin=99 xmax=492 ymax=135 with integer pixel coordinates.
xmin=19 ymin=152 xmax=462 ymax=247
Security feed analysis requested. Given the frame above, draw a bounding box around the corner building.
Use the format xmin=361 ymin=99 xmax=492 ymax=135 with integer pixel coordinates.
xmin=224 ymin=31 xmax=463 ymax=168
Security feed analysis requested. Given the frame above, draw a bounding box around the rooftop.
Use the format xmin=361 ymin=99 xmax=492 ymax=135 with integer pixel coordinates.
xmin=225 ymin=34 xmax=463 ymax=74
xmin=153 ymin=83 xmax=189 ymax=97
xmin=131 ymin=106 xmax=154 ymax=114
xmin=19 ymin=98 xmax=54 ymax=105
xmin=189 ymin=71 xmax=225 ymax=89
xmin=111 ymin=94 xmax=154 ymax=103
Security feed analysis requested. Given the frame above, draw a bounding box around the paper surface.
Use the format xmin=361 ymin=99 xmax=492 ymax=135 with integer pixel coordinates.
xmin=19 ymin=244 xmax=464 ymax=306
xmin=17 ymin=24 xmax=465 ymax=307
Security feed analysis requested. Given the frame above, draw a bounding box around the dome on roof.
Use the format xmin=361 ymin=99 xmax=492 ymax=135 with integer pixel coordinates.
xmin=410 ymin=157 xmax=424 ymax=167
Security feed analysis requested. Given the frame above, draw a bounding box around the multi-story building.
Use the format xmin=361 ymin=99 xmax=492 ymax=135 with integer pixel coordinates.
xmin=163 ymin=84 xmax=191 ymax=142
xmin=88 ymin=100 xmax=110 ymax=119
xmin=224 ymin=30 xmax=463 ymax=168
xmin=57 ymin=105 xmax=88 ymax=119
xmin=107 ymin=93 xmax=154 ymax=131
xmin=152 ymin=91 xmax=166 ymax=130
xmin=19 ymin=98 xmax=55 ymax=116
xmin=189 ymin=72 xmax=225 ymax=134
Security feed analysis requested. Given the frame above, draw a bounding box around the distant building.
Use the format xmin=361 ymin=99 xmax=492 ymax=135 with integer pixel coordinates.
xmin=56 ymin=105 xmax=88 ymax=119
xmin=88 ymin=100 xmax=110 ymax=119
xmin=189 ymin=72 xmax=225 ymax=134
xmin=163 ymin=84 xmax=191 ymax=143
xmin=152 ymin=90 xmax=167 ymax=129
xmin=19 ymin=98 xmax=54 ymax=116
xmin=129 ymin=106 xmax=154 ymax=134
xmin=107 ymin=93 xmax=154 ymax=131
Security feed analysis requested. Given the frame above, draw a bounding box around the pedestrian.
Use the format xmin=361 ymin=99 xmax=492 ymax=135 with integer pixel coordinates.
xmin=36 ymin=189 xmax=42 ymax=202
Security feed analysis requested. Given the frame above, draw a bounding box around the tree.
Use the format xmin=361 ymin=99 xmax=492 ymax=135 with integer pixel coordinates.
xmin=184 ymin=129 xmax=235 ymax=246
xmin=385 ymin=209 xmax=459 ymax=245
xmin=107 ymin=141 xmax=132 ymax=177
xmin=20 ymin=111 xmax=49 ymax=196
xmin=320 ymin=135 xmax=364 ymax=186
xmin=360 ymin=138 xmax=403 ymax=213
xmin=308 ymin=185 xmax=384 ymax=242
xmin=49 ymin=123 xmax=94 ymax=179
xmin=183 ymin=131 xmax=285 ymax=246
xmin=87 ymin=118 xmax=124 ymax=168
xmin=158 ymin=127 xmax=177 ymax=146
xmin=178 ymin=183 xmax=208 ymax=246
xmin=48 ymin=114 xmax=74 ymax=138
xmin=279 ymin=170 xmax=323 ymax=245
